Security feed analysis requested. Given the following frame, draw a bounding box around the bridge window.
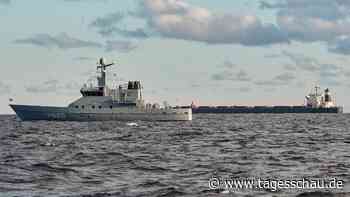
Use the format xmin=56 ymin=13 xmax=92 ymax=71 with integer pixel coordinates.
xmin=81 ymin=90 xmax=104 ymax=97
xmin=98 ymin=106 xmax=102 ymax=109
xmin=75 ymin=106 xmax=79 ymax=109
xmin=110 ymin=106 xmax=113 ymax=109
xmin=92 ymin=105 xmax=95 ymax=109
xmin=81 ymin=105 xmax=85 ymax=109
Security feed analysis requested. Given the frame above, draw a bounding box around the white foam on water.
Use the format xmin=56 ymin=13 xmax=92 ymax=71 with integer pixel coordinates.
xmin=126 ymin=122 xmax=138 ymax=126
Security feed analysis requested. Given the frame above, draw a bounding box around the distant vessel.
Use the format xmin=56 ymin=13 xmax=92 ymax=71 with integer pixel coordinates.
xmin=10 ymin=58 xmax=192 ymax=121
xmin=192 ymin=87 xmax=343 ymax=114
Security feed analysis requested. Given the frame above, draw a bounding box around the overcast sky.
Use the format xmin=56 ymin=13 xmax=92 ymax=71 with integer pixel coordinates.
xmin=1 ymin=0 xmax=350 ymax=113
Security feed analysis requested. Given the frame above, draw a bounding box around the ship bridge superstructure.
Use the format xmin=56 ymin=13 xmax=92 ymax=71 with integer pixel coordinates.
xmin=305 ymin=86 xmax=335 ymax=108
xmin=79 ymin=58 xmax=144 ymax=106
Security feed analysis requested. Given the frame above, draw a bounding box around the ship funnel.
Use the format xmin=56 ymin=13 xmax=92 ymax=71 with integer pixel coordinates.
xmin=324 ymin=88 xmax=331 ymax=102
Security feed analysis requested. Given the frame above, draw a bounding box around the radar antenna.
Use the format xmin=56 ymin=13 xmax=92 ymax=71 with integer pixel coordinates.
xmin=97 ymin=57 xmax=115 ymax=70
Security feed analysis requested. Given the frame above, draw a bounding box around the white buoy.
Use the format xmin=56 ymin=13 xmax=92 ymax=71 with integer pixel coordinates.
xmin=126 ymin=122 xmax=138 ymax=126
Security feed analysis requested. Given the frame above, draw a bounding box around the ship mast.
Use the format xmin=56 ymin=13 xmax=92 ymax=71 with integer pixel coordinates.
xmin=97 ymin=57 xmax=114 ymax=87
xmin=315 ymin=86 xmax=320 ymax=96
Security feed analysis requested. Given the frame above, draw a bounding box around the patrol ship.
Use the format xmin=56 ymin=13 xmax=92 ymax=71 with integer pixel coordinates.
xmin=10 ymin=58 xmax=192 ymax=121
xmin=192 ymin=87 xmax=343 ymax=114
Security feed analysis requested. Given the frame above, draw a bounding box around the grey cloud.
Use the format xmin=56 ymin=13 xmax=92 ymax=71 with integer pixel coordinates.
xmin=282 ymin=50 xmax=320 ymax=71
xmin=274 ymin=72 xmax=296 ymax=81
xmin=255 ymin=80 xmax=280 ymax=86
xmin=269 ymin=0 xmax=350 ymax=55
xmin=284 ymin=64 xmax=297 ymax=71
xmin=0 ymin=81 xmax=11 ymax=95
xmin=345 ymin=71 xmax=350 ymax=77
xmin=95 ymin=27 xmax=118 ymax=37
xmin=25 ymin=80 xmax=82 ymax=94
xmin=89 ymin=0 xmax=288 ymax=45
xmin=64 ymin=81 xmax=81 ymax=91
xmin=114 ymin=28 xmax=149 ymax=39
xmin=135 ymin=0 xmax=289 ymax=46
xmin=277 ymin=15 xmax=349 ymax=42
xmin=212 ymin=69 xmax=251 ymax=82
xmin=14 ymin=33 xmax=102 ymax=50
xmin=320 ymin=78 xmax=341 ymax=86
xmin=236 ymin=70 xmax=251 ymax=81
xmin=221 ymin=60 xmax=236 ymax=69
xmin=319 ymin=64 xmax=342 ymax=86
xmin=85 ymin=0 xmax=350 ymax=49
xmin=259 ymin=1 xmax=285 ymax=9
xmin=281 ymin=50 xmax=343 ymax=85
xmin=328 ymin=37 xmax=350 ymax=55
xmin=255 ymin=72 xmax=295 ymax=86
xmin=90 ymin=12 xmax=124 ymax=36
xmin=264 ymin=54 xmax=282 ymax=59
xmin=238 ymin=87 xmax=251 ymax=92
xmin=259 ymin=0 xmax=350 ymax=54
xmin=237 ymin=23 xmax=289 ymax=46
xmin=261 ymin=0 xmax=349 ymax=21
xmin=320 ymin=64 xmax=340 ymax=78
xmin=105 ymin=40 xmax=138 ymax=52
xmin=73 ymin=56 xmax=95 ymax=61
xmin=63 ymin=0 xmax=108 ymax=2
xmin=190 ymin=83 xmax=201 ymax=88
xmin=26 ymin=80 xmax=60 ymax=93
xmin=264 ymin=87 xmax=276 ymax=92
xmin=90 ymin=12 xmax=149 ymax=39
xmin=97 ymin=27 xmax=149 ymax=39
xmin=212 ymin=71 xmax=233 ymax=81
xmin=0 ymin=0 xmax=10 ymax=5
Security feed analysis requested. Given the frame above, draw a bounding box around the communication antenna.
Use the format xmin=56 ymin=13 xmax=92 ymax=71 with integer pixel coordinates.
xmin=97 ymin=57 xmax=115 ymax=70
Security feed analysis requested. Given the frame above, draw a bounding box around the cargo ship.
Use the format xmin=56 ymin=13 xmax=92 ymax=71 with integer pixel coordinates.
xmin=192 ymin=87 xmax=343 ymax=114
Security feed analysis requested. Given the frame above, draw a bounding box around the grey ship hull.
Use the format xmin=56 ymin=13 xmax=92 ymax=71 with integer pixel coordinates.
xmin=10 ymin=105 xmax=68 ymax=121
xmin=10 ymin=105 xmax=192 ymax=121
